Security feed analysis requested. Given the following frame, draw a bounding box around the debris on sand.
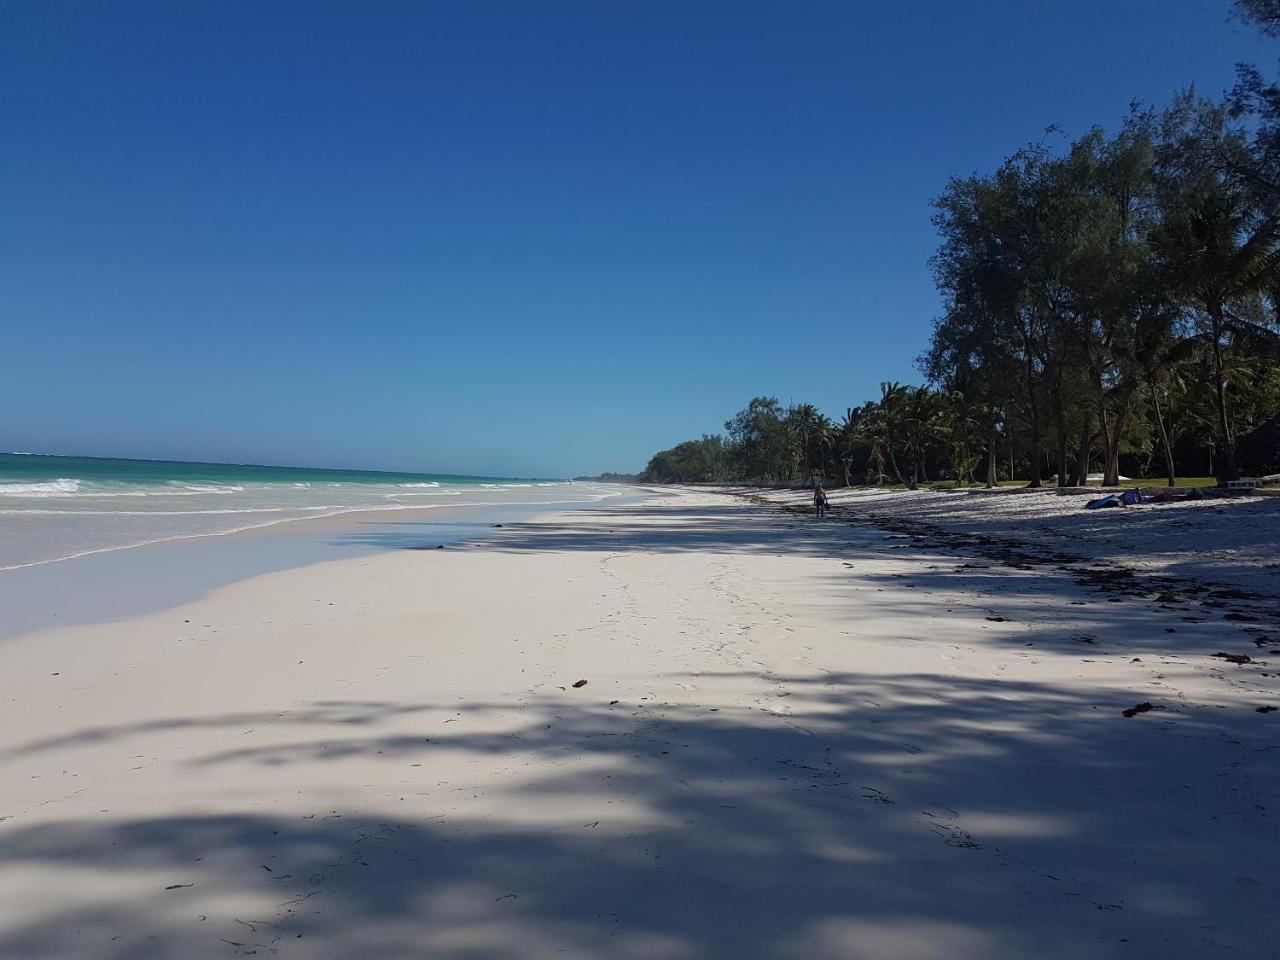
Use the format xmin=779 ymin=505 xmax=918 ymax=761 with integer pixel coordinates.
xmin=1212 ymin=652 xmax=1257 ymax=665
xmin=1208 ymin=587 xmax=1258 ymax=601
xmin=571 ymin=679 xmax=588 ymax=688
xmin=164 ymin=883 xmax=194 ymax=890
xmin=1122 ymin=702 xmax=1157 ymax=718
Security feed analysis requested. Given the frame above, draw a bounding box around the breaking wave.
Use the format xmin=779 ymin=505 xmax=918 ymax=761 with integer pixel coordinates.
xmin=0 ymin=478 xmax=81 ymax=496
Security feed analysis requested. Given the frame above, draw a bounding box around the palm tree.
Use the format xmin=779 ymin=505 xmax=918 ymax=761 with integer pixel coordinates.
xmin=1152 ymin=98 xmax=1280 ymax=483
xmin=861 ymin=383 xmax=911 ymax=487
xmin=790 ymin=403 xmax=822 ymax=484
xmin=838 ymin=407 xmax=861 ymax=486
xmin=1153 ymin=195 xmax=1280 ymax=482
xmin=813 ymin=414 xmax=835 ymax=482
xmin=938 ymin=389 xmax=981 ymax=485
xmin=901 ymin=386 xmax=945 ymax=486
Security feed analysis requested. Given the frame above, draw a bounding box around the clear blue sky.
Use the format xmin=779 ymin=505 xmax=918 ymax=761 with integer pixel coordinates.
xmin=2 ymin=1 xmax=1272 ymax=477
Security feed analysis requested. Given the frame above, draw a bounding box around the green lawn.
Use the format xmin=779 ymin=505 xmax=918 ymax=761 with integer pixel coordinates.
xmin=1127 ymin=476 xmax=1216 ymax=489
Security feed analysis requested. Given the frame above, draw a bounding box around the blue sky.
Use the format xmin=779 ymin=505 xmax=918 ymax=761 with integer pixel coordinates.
xmin=2 ymin=1 xmax=1273 ymax=477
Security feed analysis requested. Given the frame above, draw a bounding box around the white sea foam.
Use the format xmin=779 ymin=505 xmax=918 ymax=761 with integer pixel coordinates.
xmin=382 ymin=490 xmax=463 ymax=498
xmin=398 ymin=482 xmax=440 ymax=488
xmin=166 ymin=482 xmax=246 ymax=494
xmin=53 ymin=485 xmax=250 ymax=499
xmin=0 ymin=478 xmax=81 ymax=496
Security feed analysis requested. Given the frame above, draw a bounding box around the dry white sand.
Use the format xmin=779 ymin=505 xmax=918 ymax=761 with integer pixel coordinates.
xmin=0 ymin=487 xmax=1277 ymax=959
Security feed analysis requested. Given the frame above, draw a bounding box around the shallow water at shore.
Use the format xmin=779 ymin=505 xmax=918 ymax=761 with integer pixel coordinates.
xmin=0 ymin=453 xmax=610 ymax=570
xmin=0 ymin=490 xmax=651 ymax=640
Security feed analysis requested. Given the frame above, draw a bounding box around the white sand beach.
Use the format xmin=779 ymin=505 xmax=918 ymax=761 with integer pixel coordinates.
xmin=1 ymin=487 xmax=1277 ymax=959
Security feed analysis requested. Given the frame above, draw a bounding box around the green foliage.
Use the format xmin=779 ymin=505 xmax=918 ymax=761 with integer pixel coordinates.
xmin=640 ymin=435 xmax=731 ymax=484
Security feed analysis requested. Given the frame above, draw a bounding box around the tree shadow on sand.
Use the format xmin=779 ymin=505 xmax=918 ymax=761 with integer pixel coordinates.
xmin=2 ymin=670 xmax=1276 ymax=959
xmin=333 ymin=504 xmax=859 ymax=559
xmin=335 ymin=499 xmax=1280 ymax=628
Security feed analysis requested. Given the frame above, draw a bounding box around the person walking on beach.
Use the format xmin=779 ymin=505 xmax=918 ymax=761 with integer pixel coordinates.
xmin=814 ymin=484 xmax=829 ymax=519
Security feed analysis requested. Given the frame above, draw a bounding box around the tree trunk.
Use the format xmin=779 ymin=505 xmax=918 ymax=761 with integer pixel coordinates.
xmin=1054 ymin=395 xmax=1068 ymax=488
xmin=1024 ymin=351 xmax=1043 ymax=488
xmin=1099 ymin=391 xmax=1130 ymax=488
xmin=1104 ymin=414 xmax=1126 ymax=489
xmin=1107 ymin=447 xmax=1122 ymax=487
xmin=1096 ymin=397 xmax=1118 ymax=487
xmin=986 ymin=424 xmax=998 ymax=488
xmin=885 ymin=434 xmax=908 ymax=486
xmin=1208 ymin=303 xmax=1240 ymax=483
xmin=1072 ymin=413 xmax=1091 ymax=486
xmin=1026 ymin=415 xmax=1043 ymax=486
xmin=1151 ymin=384 xmax=1176 ymax=486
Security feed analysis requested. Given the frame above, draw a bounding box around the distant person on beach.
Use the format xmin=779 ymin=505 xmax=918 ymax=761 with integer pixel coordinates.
xmin=814 ymin=484 xmax=828 ymax=518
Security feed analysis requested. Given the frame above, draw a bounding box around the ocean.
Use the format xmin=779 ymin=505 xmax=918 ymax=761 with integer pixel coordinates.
xmin=0 ymin=453 xmax=620 ymax=570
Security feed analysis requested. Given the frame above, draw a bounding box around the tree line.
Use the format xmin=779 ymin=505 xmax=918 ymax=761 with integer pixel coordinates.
xmin=642 ymin=1 xmax=1280 ymax=488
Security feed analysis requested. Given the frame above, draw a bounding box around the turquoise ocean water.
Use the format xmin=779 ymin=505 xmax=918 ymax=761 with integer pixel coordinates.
xmin=0 ymin=453 xmax=616 ymax=570
xmin=0 ymin=453 xmax=558 ymax=493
